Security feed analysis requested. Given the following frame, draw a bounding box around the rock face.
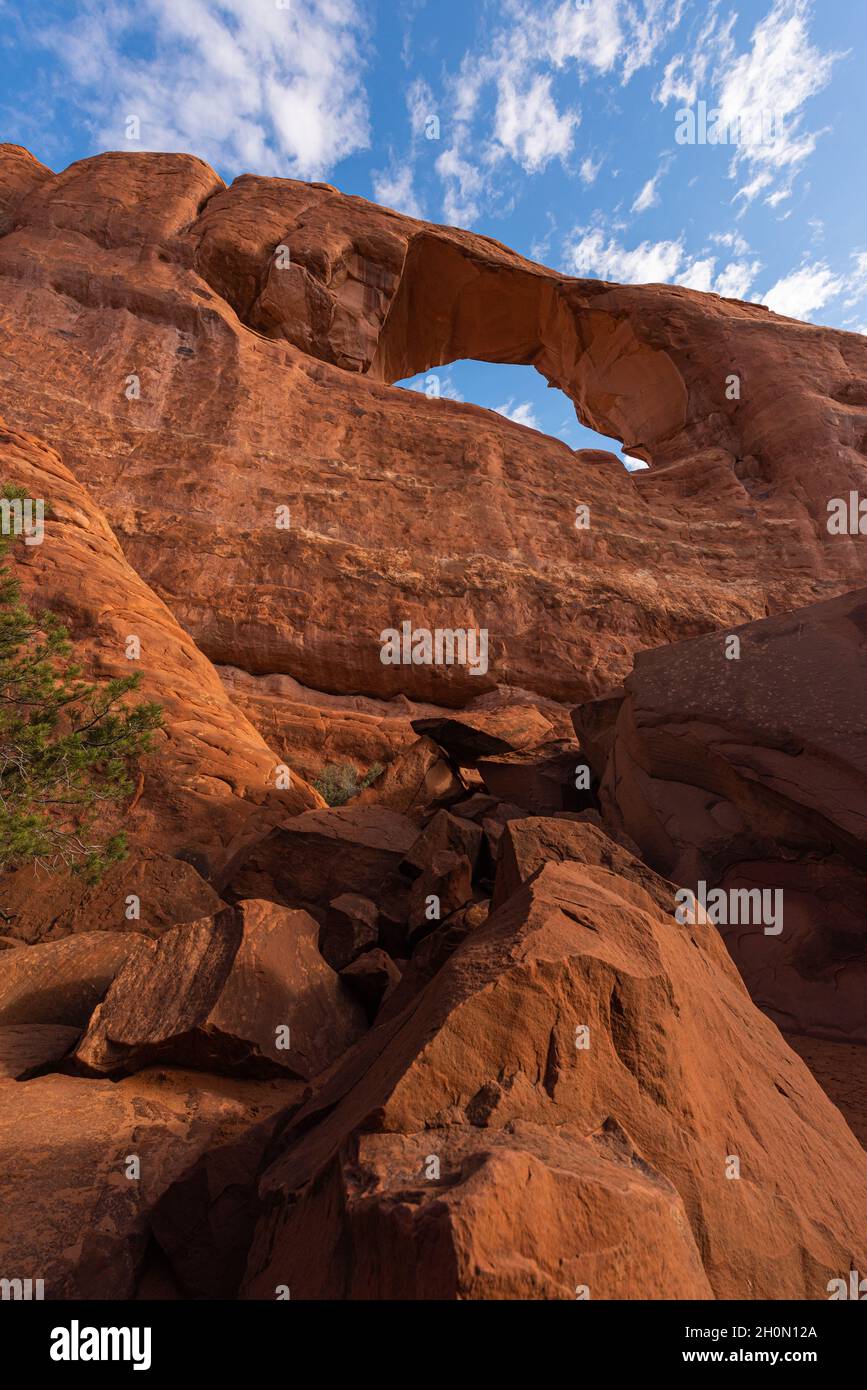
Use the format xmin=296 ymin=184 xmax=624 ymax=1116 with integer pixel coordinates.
xmin=242 ymin=862 xmax=867 ymax=1300
xmin=1 ymin=145 xmax=867 ymax=723
xmin=0 ymin=420 xmax=321 ymax=894
xmin=0 ymin=1068 xmax=302 ymax=1299
xmin=586 ymin=589 xmax=867 ymax=1042
xmin=1 ymin=142 xmax=866 ymax=1305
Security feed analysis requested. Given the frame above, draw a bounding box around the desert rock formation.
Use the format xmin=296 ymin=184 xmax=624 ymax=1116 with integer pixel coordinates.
xmin=0 ymin=143 xmax=865 ymax=1302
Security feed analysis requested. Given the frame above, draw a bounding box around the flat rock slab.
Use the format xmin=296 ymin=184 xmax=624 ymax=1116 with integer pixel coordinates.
xmin=0 ymin=1024 xmax=81 ymax=1079
xmin=231 ymin=806 xmax=418 ymax=909
xmin=76 ymin=902 xmax=366 ymax=1080
xmin=0 ymin=932 xmax=145 ymax=1027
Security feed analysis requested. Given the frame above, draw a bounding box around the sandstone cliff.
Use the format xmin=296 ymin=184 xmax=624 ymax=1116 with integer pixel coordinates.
xmin=0 ymin=143 xmax=865 ymax=1303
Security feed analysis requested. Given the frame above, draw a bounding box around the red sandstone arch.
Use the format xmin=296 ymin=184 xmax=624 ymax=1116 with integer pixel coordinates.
xmin=369 ymin=233 xmax=689 ymax=466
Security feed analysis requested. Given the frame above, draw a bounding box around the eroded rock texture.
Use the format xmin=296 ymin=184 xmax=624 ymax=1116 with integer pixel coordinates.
xmin=584 ymin=589 xmax=867 ymax=1042
xmin=0 ymin=143 xmax=865 ymax=1304
xmin=242 ymin=862 xmax=867 ymax=1301
xmin=1 ymin=145 xmax=867 ymax=718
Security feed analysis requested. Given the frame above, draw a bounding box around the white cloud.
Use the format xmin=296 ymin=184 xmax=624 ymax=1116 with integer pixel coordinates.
xmin=494 ymin=399 xmax=540 ymax=429
xmin=547 ymin=0 xmax=624 ymax=75
xmin=565 ymin=227 xmax=686 ymax=284
xmin=714 ymin=258 xmax=763 ymax=299
xmin=659 ymin=0 xmax=842 ymax=210
xmin=760 ymin=260 xmax=844 ymax=320
xmin=372 ymin=161 xmax=423 ymax=218
xmin=679 ymin=256 xmax=716 ymax=292
xmin=631 ymin=161 xmax=669 ymax=213
xmin=404 ymin=373 xmax=463 ymax=401
xmin=579 ymin=154 xmax=602 ymax=185
xmin=710 ymin=230 xmax=752 ymax=257
xmin=435 ymin=144 xmax=486 ymax=226
xmin=843 ymin=251 xmax=867 ymax=308
xmin=42 ymin=0 xmax=370 ymax=179
xmin=720 ymin=0 xmax=840 ymax=201
xmin=430 ymin=0 xmax=691 ymax=226
xmin=407 ymin=75 xmax=435 ymax=138
xmin=564 ymin=221 xmax=762 ymax=299
xmin=492 ymin=70 xmax=579 ymax=172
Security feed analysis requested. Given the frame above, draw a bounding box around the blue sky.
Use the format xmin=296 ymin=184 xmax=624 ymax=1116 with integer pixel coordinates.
xmin=1 ymin=0 xmax=865 ymax=459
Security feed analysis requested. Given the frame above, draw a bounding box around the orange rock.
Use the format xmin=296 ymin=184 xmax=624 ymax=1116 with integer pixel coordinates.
xmin=2 ymin=147 xmax=866 ymax=715
xmin=0 ymin=1068 xmax=302 ymax=1299
xmin=75 ymin=901 xmax=366 ymax=1080
xmin=230 ymin=805 xmax=418 ymax=912
xmin=0 ymin=421 xmax=322 ymax=893
xmin=491 ymin=816 xmax=678 ymax=912
xmin=0 ymin=932 xmax=144 ymax=1026
xmin=0 ymin=849 xmax=224 ymax=945
xmin=242 ymin=861 xmax=867 ymax=1299
xmin=590 ymin=588 xmax=867 ymax=1041
xmin=0 ymin=1024 xmax=81 ymax=1079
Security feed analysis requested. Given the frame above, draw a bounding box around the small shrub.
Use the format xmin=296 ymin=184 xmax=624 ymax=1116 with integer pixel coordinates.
xmin=314 ymin=761 xmax=384 ymax=807
xmin=0 ymin=484 xmax=163 ymax=886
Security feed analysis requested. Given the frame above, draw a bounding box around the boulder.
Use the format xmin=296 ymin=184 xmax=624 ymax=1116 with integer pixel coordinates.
xmin=407 ymin=852 xmax=475 ymax=940
xmin=594 ymin=589 xmax=867 ymax=1041
xmin=75 ymin=902 xmax=367 ymax=1080
xmin=0 ymin=1024 xmax=81 ymax=1079
xmin=491 ymin=817 xmax=679 ymax=912
xmin=230 ymin=806 xmax=417 ymax=912
xmin=0 ymin=932 xmax=144 ymax=1027
xmin=0 ymin=849 xmax=224 ymax=945
xmin=0 ymin=1068 xmax=302 ymax=1299
xmin=570 ymin=689 xmax=626 ymax=779
xmin=411 ymin=707 xmax=555 ymax=765
xmin=242 ymin=861 xmax=867 ymax=1300
xmin=319 ymin=894 xmax=379 ymax=972
xmin=400 ymin=809 xmax=484 ymax=880
xmin=477 ymin=741 xmax=592 ymax=816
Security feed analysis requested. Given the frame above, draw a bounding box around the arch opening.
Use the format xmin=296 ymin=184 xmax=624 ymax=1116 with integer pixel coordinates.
xmin=371 ymin=232 xmax=688 ymax=471
xmin=396 ymin=360 xmax=646 ymax=470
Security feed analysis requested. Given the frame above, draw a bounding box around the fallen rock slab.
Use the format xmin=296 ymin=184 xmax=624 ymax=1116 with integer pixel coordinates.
xmin=0 ymin=849 xmax=225 ymax=945
xmin=410 ymin=707 xmax=555 ymax=766
xmin=230 ymin=806 xmax=417 ymax=912
xmin=75 ymin=902 xmax=367 ymax=1080
xmin=491 ymin=817 xmax=679 ymax=912
xmin=0 ymin=932 xmax=145 ymax=1027
xmin=477 ymin=741 xmax=591 ymax=816
xmin=0 ymin=1024 xmax=81 ymax=1079
xmin=0 ymin=1068 xmax=303 ymax=1299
